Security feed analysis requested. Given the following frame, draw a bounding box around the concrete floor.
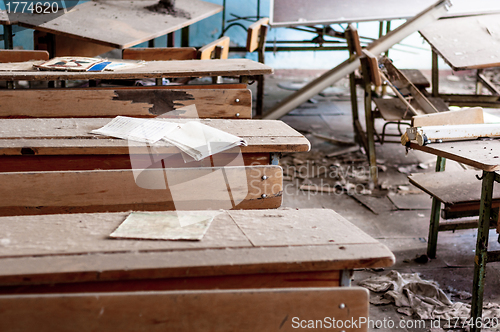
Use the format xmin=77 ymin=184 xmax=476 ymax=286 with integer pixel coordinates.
xmin=251 ymin=69 xmax=500 ymax=331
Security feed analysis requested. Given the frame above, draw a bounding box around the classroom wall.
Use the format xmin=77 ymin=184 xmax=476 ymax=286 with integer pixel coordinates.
xmin=0 ymin=0 xmax=449 ymax=70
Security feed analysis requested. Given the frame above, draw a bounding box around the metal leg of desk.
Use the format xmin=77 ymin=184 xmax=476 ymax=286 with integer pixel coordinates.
xmin=471 ymin=171 xmax=496 ymax=332
xmin=360 ymin=62 xmax=377 ymax=187
xmin=340 ymin=269 xmax=353 ymax=287
xmin=3 ymin=24 xmax=13 ymax=50
xmin=427 ymin=156 xmax=446 ymax=259
xmin=431 ymin=50 xmax=439 ymax=98
xmin=181 ymin=26 xmax=190 ymax=47
xmin=270 ymin=153 xmax=281 ymax=166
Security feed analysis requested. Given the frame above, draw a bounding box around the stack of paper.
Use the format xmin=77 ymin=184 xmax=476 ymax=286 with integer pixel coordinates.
xmin=92 ymin=116 xmax=247 ymax=161
xmin=163 ymin=121 xmax=247 ymax=161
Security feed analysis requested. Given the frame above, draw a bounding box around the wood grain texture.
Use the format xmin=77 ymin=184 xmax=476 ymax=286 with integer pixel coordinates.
xmin=408 ymin=140 xmax=500 ymax=172
xmin=246 ymin=18 xmax=269 ymax=52
xmin=0 ymin=59 xmax=273 ymax=81
xmin=0 ymin=153 xmax=270 ymax=172
xmin=9 ymin=0 xmax=222 ymax=49
xmin=0 ymin=271 xmax=341 ymax=295
xmin=0 ymin=287 xmax=369 ymax=332
xmin=0 ymin=209 xmax=395 ymax=286
xmin=0 ymin=118 xmax=310 ymax=155
xmin=123 ymin=47 xmax=197 ymax=61
xmin=34 ymin=30 xmax=114 ymax=57
xmin=409 ymin=170 xmax=500 ymax=205
xmin=0 ymin=87 xmax=252 ymax=119
xmin=412 ymin=107 xmax=483 ymax=127
xmin=361 ymin=49 xmax=381 ymax=86
xmin=198 ymin=36 xmax=230 ymax=60
xmin=0 ymin=166 xmax=283 ymax=216
xmin=0 ymin=49 xmax=49 ymax=63
xmin=420 ymin=13 xmax=500 ymax=70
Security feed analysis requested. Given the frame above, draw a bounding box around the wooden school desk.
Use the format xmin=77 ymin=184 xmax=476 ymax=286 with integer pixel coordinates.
xmin=407 ymin=139 xmax=500 ymax=332
xmin=0 ymin=0 xmax=222 ymax=54
xmin=420 ymin=13 xmax=500 ymax=108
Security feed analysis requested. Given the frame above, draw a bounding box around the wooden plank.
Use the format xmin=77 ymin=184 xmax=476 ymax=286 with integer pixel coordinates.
xmin=228 ymin=209 xmax=379 ymax=246
xmin=123 ymin=47 xmax=197 ymax=61
xmin=412 ymin=107 xmax=483 ymax=127
xmin=361 ymin=49 xmax=381 ymax=86
xmin=0 ymin=118 xmax=310 ymax=155
xmin=10 ymin=0 xmax=223 ymax=49
xmin=246 ymin=18 xmax=269 ymax=52
xmin=408 ymin=140 xmax=500 ymax=172
xmin=0 ymin=153 xmax=270 ymax=173
xmin=346 ymin=24 xmax=362 ymax=56
xmin=0 ymin=288 xmax=369 ymax=332
xmin=380 ymin=57 xmax=439 ymax=114
xmin=400 ymin=69 xmax=430 ymax=88
xmin=0 ymin=271 xmax=341 ymax=295
xmin=34 ymin=31 xmax=114 ymax=58
xmin=374 ymin=97 xmax=448 ymax=121
xmin=198 ymin=36 xmax=230 ymax=60
xmin=270 ymin=0 xmax=499 ymax=27
xmin=420 ymin=13 xmax=500 ymax=70
xmin=409 ymin=170 xmax=500 ymax=205
xmin=0 ymin=59 xmax=273 ymax=81
xmin=0 ymin=242 xmax=394 ymax=286
xmin=0 ymin=166 xmax=283 ymax=216
xmin=0 ymin=87 xmax=252 ymax=119
xmin=0 ymin=49 xmax=48 ymax=63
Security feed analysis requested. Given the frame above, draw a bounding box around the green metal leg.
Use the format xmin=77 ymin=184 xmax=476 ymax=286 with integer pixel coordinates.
xmin=432 ymin=50 xmax=439 ymax=98
xmin=427 ymin=156 xmax=446 ymax=258
xmin=471 ymin=171 xmax=496 ymax=332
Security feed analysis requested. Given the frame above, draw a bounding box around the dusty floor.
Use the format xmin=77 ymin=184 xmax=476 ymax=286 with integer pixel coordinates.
xmin=251 ymin=68 xmax=500 ymax=331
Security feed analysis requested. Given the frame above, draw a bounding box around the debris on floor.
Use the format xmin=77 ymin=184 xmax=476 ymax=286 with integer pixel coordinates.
xmin=359 ymin=270 xmax=500 ymax=328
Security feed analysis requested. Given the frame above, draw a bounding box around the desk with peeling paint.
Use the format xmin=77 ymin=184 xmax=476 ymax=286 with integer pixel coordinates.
xmin=407 ymin=139 xmax=500 ymax=332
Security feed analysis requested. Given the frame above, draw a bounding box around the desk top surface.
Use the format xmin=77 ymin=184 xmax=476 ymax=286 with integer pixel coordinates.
xmin=420 ymin=13 xmax=500 ymax=70
xmin=270 ymin=0 xmax=500 ymax=27
xmin=0 ymin=118 xmax=310 ymax=154
xmin=0 ymin=209 xmax=395 ymax=285
xmin=408 ymin=139 xmax=500 ymax=172
xmin=0 ymin=59 xmax=273 ymax=81
xmin=0 ymin=0 xmax=222 ymax=49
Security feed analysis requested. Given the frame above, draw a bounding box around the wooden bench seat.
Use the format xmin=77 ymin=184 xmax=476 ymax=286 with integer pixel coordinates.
xmin=0 ymin=166 xmax=283 ymax=216
xmin=0 ymin=287 xmax=369 ymax=332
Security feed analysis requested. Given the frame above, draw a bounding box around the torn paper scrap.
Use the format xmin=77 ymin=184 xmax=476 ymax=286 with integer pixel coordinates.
xmin=110 ymin=212 xmax=214 ymax=241
xmin=162 ymin=121 xmax=247 ymax=161
xmin=91 ymin=116 xmax=178 ymax=143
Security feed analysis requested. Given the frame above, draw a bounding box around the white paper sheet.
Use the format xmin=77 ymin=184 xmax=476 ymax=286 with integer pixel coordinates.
xmin=91 ymin=116 xmax=247 ymax=160
xmin=91 ymin=116 xmax=179 ymax=143
xmin=162 ymin=121 xmax=247 ymax=161
xmin=110 ymin=212 xmax=215 ymax=241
